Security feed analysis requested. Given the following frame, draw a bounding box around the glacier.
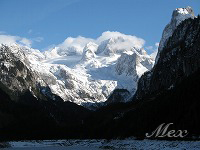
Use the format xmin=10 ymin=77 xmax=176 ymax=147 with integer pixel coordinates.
xmin=0 ymin=32 xmax=154 ymax=106
xmin=39 ymin=35 xmax=154 ymax=105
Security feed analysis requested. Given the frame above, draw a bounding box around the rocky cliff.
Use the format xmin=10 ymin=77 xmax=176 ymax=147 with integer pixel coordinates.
xmin=135 ymin=8 xmax=199 ymax=100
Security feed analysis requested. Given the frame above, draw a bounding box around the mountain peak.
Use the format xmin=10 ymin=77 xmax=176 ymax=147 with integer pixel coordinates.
xmin=81 ymin=42 xmax=97 ymax=61
xmin=171 ymin=6 xmax=195 ymax=26
xmin=155 ymin=6 xmax=195 ymax=63
xmin=84 ymin=42 xmax=98 ymax=52
xmin=174 ymin=6 xmax=194 ymax=16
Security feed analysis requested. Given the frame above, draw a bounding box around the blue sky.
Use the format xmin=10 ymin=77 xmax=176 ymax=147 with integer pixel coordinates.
xmin=0 ymin=0 xmax=199 ymax=52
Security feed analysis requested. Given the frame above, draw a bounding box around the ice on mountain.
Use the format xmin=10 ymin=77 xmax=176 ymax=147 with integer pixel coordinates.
xmin=0 ymin=32 xmax=155 ymax=106
xmin=81 ymin=42 xmax=98 ymax=61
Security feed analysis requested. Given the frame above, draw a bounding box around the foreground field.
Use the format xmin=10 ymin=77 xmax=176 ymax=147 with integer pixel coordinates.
xmin=1 ymin=139 xmax=200 ymax=150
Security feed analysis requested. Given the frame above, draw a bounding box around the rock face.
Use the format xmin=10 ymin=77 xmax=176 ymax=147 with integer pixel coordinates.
xmin=83 ymin=8 xmax=200 ymax=139
xmin=0 ymin=44 xmax=92 ymax=140
xmin=0 ymin=44 xmax=63 ymax=101
xmin=115 ymin=53 xmax=137 ymax=76
xmin=0 ymin=44 xmax=91 ymax=140
xmin=156 ymin=6 xmax=195 ymax=63
xmin=106 ymin=47 xmax=153 ymax=103
xmin=0 ymin=44 xmax=40 ymax=100
xmin=135 ymin=7 xmax=199 ymax=100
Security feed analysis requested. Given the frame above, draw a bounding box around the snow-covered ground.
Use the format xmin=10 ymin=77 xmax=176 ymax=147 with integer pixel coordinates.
xmin=2 ymin=139 xmax=200 ymax=150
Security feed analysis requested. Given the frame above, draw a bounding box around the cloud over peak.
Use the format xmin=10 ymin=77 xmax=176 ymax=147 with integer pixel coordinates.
xmin=0 ymin=34 xmax=32 ymax=47
xmin=0 ymin=33 xmax=44 ymax=47
xmin=55 ymin=31 xmax=146 ymax=55
xmin=97 ymin=31 xmax=145 ymax=48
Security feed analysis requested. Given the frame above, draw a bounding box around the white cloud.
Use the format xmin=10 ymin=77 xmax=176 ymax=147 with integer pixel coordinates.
xmin=0 ymin=35 xmax=18 ymax=45
xmin=59 ymin=36 xmax=94 ymax=49
xmin=0 ymin=33 xmax=44 ymax=47
xmin=97 ymin=31 xmax=145 ymax=49
xmin=56 ymin=31 xmax=145 ymax=55
xmin=0 ymin=34 xmax=32 ymax=47
xmin=58 ymin=36 xmax=94 ymax=55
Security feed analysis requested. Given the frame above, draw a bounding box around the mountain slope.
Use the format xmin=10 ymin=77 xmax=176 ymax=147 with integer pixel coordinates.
xmin=86 ymin=67 xmax=200 ymax=138
xmin=135 ymin=14 xmax=199 ymax=100
xmin=82 ymin=7 xmax=200 ymax=139
xmin=0 ymin=7 xmax=200 ymax=140
xmin=26 ymin=33 xmax=154 ymax=105
xmin=156 ymin=6 xmax=195 ymax=63
xmin=0 ymin=86 xmax=91 ymax=141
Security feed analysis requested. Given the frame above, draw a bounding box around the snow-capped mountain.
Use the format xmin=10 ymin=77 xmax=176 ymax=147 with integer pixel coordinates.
xmin=0 ymin=44 xmax=61 ymax=102
xmin=87 ymin=6 xmax=200 ymax=139
xmin=0 ymin=32 xmax=154 ymax=106
xmin=135 ymin=6 xmax=198 ymax=100
xmin=43 ymin=47 xmax=60 ymax=59
xmin=1 ymin=6 xmax=200 ymax=140
xmin=96 ymin=37 xmax=128 ymax=55
xmin=135 ymin=6 xmax=197 ymax=100
xmin=2 ymin=6 xmax=195 ymax=106
xmin=41 ymin=35 xmax=154 ymax=105
xmin=81 ymin=42 xmax=98 ymax=61
xmin=155 ymin=6 xmax=195 ymax=63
